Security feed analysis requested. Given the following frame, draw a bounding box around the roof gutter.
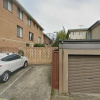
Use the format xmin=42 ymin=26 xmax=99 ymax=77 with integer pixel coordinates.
xmin=13 ymin=0 xmax=44 ymax=30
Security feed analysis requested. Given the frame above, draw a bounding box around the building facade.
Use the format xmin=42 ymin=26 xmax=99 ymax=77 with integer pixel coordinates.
xmin=67 ymin=21 xmax=100 ymax=40
xmin=89 ymin=21 xmax=100 ymax=39
xmin=0 ymin=0 xmax=44 ymax=48
xmin=67 ymin=28 xmax=90 ymax=39
xmin=43 ymin=34 xmax=53 ymax=47
xmin=59 ymin=40 xmax=100 ymax=95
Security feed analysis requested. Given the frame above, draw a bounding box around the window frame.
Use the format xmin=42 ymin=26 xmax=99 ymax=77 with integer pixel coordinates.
xmin=33 ymin=22 xmax=35 ymax=27
xmin=27 ymin=17 xmax=31 ymax=26
xmin=73 ymin=32 xmax=76 ymax=36
xmin=29 ymin=32 xmax=33 ymax=41
xmin=37 ymin=25 xmax=38 ymax=29
xmin=1 ymin=54 xmax=21 ymax=61
xmin=17 ymin=25 xmax=23 ymax=38
xmin=26 ymin=43 xmax=30 ymax=47
xmin=38 ymin=37 xmax=41 ymax=43
xmin=17 ymin=7 xmax=23 ymax=20
xmin=40 ymin=29 xmax=42 ymax=34
xmin=86 ymin=33 xmax=90 ymax=39
xmin=3 ymin=0 xmax=13 ymax=12
xmin=79 ymin=32 xmax=83 ymax=36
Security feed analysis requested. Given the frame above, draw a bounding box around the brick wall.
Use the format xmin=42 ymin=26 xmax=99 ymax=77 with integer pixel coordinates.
xmin=21 ymin=47 xmax=58 ymax=64
xmin=0 ymin=0 xmax=44 ymax=48
xmin=43 ymin=34 xmax=53 ymax=47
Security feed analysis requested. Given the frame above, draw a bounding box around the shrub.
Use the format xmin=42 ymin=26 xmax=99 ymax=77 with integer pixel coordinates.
xmin=10 ymin=97 xmax=16 ymax=100
xmin=51 ymin=89 xmax=56 ymax=99
xmin=18 ymin=50 xmax=24 ymax=56
xmin=52 ymin=41 xmax=59 ymax=47
xmin=34 ymin=43 xmax=45 ymax=47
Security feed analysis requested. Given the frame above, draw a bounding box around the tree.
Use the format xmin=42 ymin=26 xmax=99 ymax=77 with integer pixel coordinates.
xmin=52 ymin=27 xmax=67 ymax=47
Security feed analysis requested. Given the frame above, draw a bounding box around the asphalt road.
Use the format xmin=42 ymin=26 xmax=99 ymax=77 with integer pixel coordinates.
xmin=0 ymin=65 xmax=51 ymax=100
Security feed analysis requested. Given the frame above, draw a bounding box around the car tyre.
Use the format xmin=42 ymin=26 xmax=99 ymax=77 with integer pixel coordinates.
xmin=1 ymin=71 xmax=10 ymax=83
xmin=23 ymin=61 xmax=28 ymax=68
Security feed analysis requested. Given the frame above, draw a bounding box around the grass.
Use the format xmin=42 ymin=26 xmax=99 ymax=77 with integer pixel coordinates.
xmin=9 ymin=97 xmax=16 ymax=100
xmin=51 ymin=89 xmax=56 ymax=98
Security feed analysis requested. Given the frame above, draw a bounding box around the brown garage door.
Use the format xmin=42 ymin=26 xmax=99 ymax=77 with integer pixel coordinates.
xmin=68 ymin=55 xmax=100 ymax=93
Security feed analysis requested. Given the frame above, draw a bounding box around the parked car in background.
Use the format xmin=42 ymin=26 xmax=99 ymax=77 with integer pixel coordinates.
xmin=0 ymin=53 xmax=28 ymax=83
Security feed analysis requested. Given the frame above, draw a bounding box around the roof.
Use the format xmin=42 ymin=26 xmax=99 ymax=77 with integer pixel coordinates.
xmin=43 ymin=34 xmax=53 ymax=42
xmin=68 ymin=28 xmax=88 ymax=32
xmin=59 ymin=39 xmax=100 ymax=49
xmin=89 ymin=20 xmax=100 ymax=30
xmin=67 ymin=20 xmax=100 ymax=36
xmin=59 ymin=39 xmax=100 ymax=43
xmin=13 ymin=0 xmax=44 ymax=30
xmin=67 ymin=28 xmax=89 ymax=37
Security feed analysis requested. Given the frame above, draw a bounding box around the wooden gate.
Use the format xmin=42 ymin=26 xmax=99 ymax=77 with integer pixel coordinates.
xmin=52 ymin=50 xmax=59 ymax=90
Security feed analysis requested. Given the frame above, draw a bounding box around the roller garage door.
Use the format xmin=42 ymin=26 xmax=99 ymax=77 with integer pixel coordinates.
xmin=68 ymin=55 xmax=100 ymax=93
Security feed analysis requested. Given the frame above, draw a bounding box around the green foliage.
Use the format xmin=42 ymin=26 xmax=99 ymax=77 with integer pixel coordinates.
xmin=52 ymin=27 xmax=67 ymax=47
xmin=34 ymin=43 xmax=45 ymax=47
xmin=52 ymin=41 xmax=59 ymax=47
xmin=56 ymin=28 xmax=67 ymax=41
xmin=10 ymin=97 xmax=16 ymax=100
xmin=18 ymin=50 xmax=24 ymax=56
xmin=51 ymin=89 xmax=56 ymax=97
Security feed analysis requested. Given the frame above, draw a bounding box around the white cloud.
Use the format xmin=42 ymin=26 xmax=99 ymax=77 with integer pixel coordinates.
xmin=18 ymin=0 xmax=100 ymax=33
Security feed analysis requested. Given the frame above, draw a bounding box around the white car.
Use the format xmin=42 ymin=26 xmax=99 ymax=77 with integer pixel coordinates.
xmin=0 ymin=53 xmax=28 ymax=83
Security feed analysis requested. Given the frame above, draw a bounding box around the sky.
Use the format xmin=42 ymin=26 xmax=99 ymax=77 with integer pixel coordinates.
xmin=17 ymin=0 xmax=100 ymax=34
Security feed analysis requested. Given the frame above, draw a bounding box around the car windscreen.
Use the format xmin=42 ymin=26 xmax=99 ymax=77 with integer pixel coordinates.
xmin=1 ymin=54 xmax=21 ymax=61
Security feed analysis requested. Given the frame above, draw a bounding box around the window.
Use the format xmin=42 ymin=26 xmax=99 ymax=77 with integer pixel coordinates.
xmin=40 ymin=29 xmax=42 ymax=33
xmin=37 ymin=25 xmax=38 ymax=29
xmin=17 ymin=26 xmax=23 ymax=38
xmin=1 ymin=55 xmax=13 ymax=61
xmin=79 ymin=32 xmax=83 ymax=36
xmin=86 ymin=33 xmax=90 ymax=39
xmin=1 ymin=54 xmax=21 ymax=61
xmin=17 ymin=7 xmax=23 ymax=20
xmin=73 ymin=32 xmax=76 ymax=36
xmin=29 ymin=32 xmax=33 ymax=41
xmin=33 ymin=22 xmax=35 ymax=27
xmin=27 ymin=17 xmax=31 ymax=26
xmin=3 ymin=0 xmax=12 ymax=12
xmin=38 ymin=37 xmax=41 ymax=43
xmin=26 ymin=43 xmax=30 ymax=47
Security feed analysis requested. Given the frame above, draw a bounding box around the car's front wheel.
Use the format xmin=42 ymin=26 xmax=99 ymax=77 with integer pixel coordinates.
xmin=1 ymin=71 xmax=10 ymax=83
xmin=23 ymin=61 xmax=28 ymax=68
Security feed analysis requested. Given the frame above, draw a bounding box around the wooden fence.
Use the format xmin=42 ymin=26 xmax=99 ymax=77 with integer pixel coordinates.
xmin=21 ymin=47 xmax=58 ymax=64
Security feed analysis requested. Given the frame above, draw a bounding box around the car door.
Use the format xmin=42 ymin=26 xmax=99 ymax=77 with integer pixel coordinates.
xmin=1 ymin=54 xmax=24 ymax=72
xmin=1 ymin=55 xmax=17 ymax=72
xmin=12 ymin=54 xmax=24 ymax=69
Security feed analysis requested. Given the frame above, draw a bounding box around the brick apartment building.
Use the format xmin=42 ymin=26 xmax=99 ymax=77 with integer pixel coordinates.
xmin=43 ymin=34 xmax=53 ymax=47
xmin=0 ymin=0 xmax=44 ymax=48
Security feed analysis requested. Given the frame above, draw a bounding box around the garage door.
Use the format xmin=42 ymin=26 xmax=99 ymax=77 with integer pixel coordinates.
xmin=68 ymin=55 xmax=100 ymax=93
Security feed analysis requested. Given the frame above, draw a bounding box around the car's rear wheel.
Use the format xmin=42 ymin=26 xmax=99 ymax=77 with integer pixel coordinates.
xmin=1 ymin=71 xmax=10 ymax=83
xmin=23 ymin=61 xmax=28 ymax=68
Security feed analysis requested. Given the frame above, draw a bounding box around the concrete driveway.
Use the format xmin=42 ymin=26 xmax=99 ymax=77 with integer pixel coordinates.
xmin=54 ymin=93 xmax=100 ymax=100
xmin=0 ymin=65 xmax=51 ymax=100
